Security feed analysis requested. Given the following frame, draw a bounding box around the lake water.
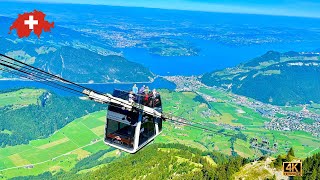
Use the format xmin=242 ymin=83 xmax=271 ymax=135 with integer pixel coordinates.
xmin=123 ymin=39 xmax=320 ymax=76
xmin=0 ymin=78 xmax=176 ymax=96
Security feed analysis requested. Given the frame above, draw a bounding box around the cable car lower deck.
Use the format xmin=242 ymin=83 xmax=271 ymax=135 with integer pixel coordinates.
xmin=104 ymin=90 xmax=163 ymax=153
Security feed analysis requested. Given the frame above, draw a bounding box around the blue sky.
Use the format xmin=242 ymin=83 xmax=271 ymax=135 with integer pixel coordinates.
xmin=7 ymin=0 xmax=320 ymax=18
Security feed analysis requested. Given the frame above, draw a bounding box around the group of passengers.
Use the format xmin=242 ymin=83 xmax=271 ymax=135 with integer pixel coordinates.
xmin=129 ymin=84 xmax=160 ymax=107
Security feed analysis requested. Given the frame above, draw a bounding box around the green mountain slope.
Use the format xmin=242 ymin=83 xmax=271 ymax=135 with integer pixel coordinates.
xmin=0 ymin=89 xmax=104 ymax=147
xmin=201 ymin=51 xmax=320 ymax=105
xmin=13 ymin=143 xmax=249 ymax=180
xmin=0 ymin=38 xmax=154 ymax=83
xmin=33 ymin=46 xmax=154 ymax=83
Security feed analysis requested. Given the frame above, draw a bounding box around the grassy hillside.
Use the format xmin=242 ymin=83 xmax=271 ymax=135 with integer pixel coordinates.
xmin=0 ymin=89 xmax=45 ymax=109
xmin=13 ymin=143 xmax=249 ymax=180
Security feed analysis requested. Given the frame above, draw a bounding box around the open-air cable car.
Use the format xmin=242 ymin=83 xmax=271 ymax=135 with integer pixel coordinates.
xmin=105 ymin=89 xmax=163 ymax=153
xmin=82 ymin=88 xmax=164 ymax=153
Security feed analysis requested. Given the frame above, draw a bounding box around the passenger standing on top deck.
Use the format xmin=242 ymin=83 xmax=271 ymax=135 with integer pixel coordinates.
xmin=144 ymin=86 xmax=150 ymax=94
xmin=128 ymin=91 xmax=135 ymax=103
xmin=132 ymin=84 xmax=138 ymax=94
xmin=150 ymin=89 xmax=158 ymax=107
xmin=139 ymin=85 xmax=145 ymax=94
xmin=143 ymin=86 xmax=151 ymax=106
xmin=152 ymin=89 xmax=157 ymax=98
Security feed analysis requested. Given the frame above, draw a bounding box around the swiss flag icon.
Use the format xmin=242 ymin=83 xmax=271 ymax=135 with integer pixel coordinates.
xmin=9 ymin=10 xmax=54 ymax=38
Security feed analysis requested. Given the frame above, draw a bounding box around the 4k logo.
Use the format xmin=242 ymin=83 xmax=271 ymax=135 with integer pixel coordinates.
xmin=283 ymin=162 xmax=302 ymax=176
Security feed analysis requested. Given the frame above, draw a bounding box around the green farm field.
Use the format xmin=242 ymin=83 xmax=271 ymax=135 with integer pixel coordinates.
xmin=0 ymin=110 xmax=114 ymax=179
xmin=158 ymin=88 xmax=320 ymax=158
xmin=0 ymin=89 xmax=45 ymax=109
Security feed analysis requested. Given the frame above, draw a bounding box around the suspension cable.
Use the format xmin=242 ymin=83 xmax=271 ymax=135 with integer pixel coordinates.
xmin=0 ymin=53 xmax=96 ymax=92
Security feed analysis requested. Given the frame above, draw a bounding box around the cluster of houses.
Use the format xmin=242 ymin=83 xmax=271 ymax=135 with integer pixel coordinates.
xmin=231 ymin=94 xmax=320 ymax=137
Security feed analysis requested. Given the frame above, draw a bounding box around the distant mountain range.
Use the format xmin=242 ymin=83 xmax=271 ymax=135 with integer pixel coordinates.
xmin=0 ymin=37 xmax=154 ymax=83
xmin=33 ymin=46 xmax=154 ymax=83
xmin=201 ymin=51 xmax=320 ymax=105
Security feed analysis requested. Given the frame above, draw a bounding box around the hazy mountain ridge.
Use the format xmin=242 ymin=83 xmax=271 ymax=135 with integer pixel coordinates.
xmin=33 ymin=46 xmax=154 ymax=83
xmin=0 ymin=37 xmax=154 ymax=83
xmin=201 ymin=50 xmax=320 ymax=105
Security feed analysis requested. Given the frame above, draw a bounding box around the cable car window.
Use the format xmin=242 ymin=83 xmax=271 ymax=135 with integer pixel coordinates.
xmin=138 ymin=121 xmax=155 ymax=146
xmin=126 ymin=110 xmax=139 ymax=124
xmin=106 ymin=119 xmax=118 ymax=134
xmin=105 ymin=119 xmax=134 ymax=148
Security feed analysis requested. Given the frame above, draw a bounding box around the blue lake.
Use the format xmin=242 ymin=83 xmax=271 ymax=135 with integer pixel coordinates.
xmin=123 ymin=39 xmax=320 ymax=76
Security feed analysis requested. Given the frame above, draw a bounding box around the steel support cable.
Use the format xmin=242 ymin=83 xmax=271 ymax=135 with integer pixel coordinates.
xmin=0 ymin=61 xmax=130 ymax=109
xmin=0 ymin=53 xmax=105 ymax=94
xmin=167 ymin=118 xmax=236 ymax=137
xmin=0 ymin=57 xmax=84 ymax=92
xmin=0 ymin=67 xmax=128 ymax=114
xmin=0 ymin=58 xmax=117 ymax=105
xmin=0 ymin=66 xmax=83 ymax=96
xmin=0 ymin=64 xmax=131 ymax=112
xmin=0 ymin=61 xmax=84 ymax=95
xmin=170 ymin=121 xmax=235 ymax=137
xmin=0 ymin=59 xmax=83 ymax=94
xmin=0 ymin=68 xmax=81 ymax=96
xmin=0 ymin=54 xmax=138 ymax=108
xmin=164 ymin=113 xmax=218 ymax=129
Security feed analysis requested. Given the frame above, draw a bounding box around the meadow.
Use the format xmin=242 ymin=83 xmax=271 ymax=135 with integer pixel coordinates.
xmin=0 ymin=89 xmax=45 ymax=109
xmin=0 ymin=110 xmax=114 ymax=179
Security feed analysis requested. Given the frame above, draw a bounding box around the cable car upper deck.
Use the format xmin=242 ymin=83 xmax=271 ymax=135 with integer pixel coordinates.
xmin=82 ymin=89 xmax=163 ymax=119
xmin=107 ymin=89 xmax=162 ymax=125
xmin=111 ymin=89 xmax=162 ymax=110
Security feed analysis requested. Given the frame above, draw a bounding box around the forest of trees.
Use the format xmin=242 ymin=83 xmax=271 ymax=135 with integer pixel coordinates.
xmin=0 ymin=90 xmax=105 ymax=147
xmin=271 ymin=147 xmax=296 ymax=169
xmin=270 ymin=148 xmax=320 ymax=180
xmin=293 ymin=152 xmax=320 ymax=180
